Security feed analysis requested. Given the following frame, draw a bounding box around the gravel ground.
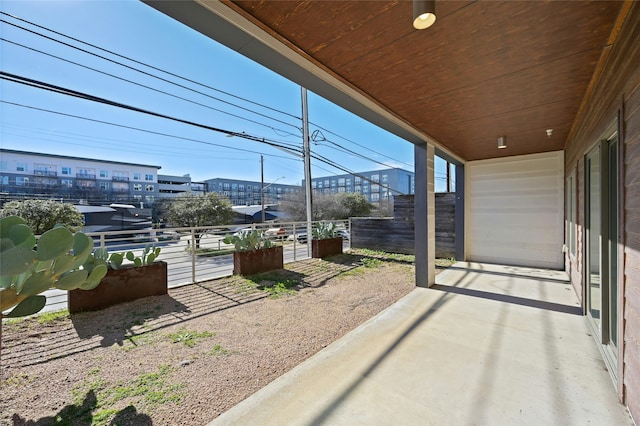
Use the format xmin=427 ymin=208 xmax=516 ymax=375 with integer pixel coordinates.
xmin=1 ymin=251 xmax=443 ymax=425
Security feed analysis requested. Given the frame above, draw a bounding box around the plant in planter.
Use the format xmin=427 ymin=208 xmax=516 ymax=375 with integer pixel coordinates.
xmin=223 ymin=230 xmax=283 ymax=276
xmin=311 ymin=222 xmax=343 ymax=258
xmin=67 ymin=244 xmax=167 ymax=313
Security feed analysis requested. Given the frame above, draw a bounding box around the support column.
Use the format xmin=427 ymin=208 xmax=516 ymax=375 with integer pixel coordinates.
xmin=414 ymin=143 xmax=436 ymax=287
xmin=455 ymin=163 xmax=465 ymax=261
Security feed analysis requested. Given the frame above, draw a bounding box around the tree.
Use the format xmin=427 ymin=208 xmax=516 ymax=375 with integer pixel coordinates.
xmin=337 ymin=192 xmax=372 ymax=218
xmin=167 ymin=193 xmax=234 ymax=248
xmin=281 ymin=191 xmax=372 ymax=221
xmin=0 ymin=199 xmax=84 ymax=234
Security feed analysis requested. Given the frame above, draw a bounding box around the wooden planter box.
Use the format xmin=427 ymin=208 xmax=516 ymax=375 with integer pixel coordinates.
xmin=68 ymin=262 xmax=168 ymax=313
xmin=233 ymin=246 xmax=283 ymax=276
xmin=312 ymin=237 xmax=343 ymax=258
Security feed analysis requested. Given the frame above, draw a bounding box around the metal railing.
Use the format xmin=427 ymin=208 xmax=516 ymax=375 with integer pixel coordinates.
xmin=84 ymin=219 xmax=351 ymax=289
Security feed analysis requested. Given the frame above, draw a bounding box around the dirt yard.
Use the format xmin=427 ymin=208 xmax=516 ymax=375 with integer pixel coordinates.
xmin=1 ymin=250 xmax=449 ymax=425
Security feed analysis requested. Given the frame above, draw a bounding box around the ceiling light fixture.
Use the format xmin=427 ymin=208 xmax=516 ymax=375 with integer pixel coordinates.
xmin=546 ymin=129 xmax=553 ymax=137
xmin=498 ymin=136 xmax=507 ymax=149
xmin=413 ymin=0 xmax=436 ymax=29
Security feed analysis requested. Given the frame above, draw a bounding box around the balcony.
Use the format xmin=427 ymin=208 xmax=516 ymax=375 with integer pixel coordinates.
xmin=33 ymin=170 xmax=58 ymax=177
xmin=76 ymin=173 xmax=96 ymax=179
xmin=112 ymin=176 xmax=130 ymax=182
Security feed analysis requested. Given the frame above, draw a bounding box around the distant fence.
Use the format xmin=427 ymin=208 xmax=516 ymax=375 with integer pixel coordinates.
xmin=351 ymin=194 xmax=455 ymax=258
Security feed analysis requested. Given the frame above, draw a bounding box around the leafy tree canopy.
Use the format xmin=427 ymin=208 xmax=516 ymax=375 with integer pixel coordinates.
xmin=168 ymin=193 xmax=234 ymax=227
xmin=281 ymin=191 xmax=373 ymax=221
xmin=0 ymin=199 xmax=84 ymax=234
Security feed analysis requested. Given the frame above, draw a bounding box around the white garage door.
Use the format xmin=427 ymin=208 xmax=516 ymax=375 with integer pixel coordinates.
xmin=466 ymin=151 xmax=564 ymax=269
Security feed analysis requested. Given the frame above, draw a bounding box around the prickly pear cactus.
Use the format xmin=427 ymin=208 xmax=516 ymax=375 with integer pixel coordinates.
xmin=0 ymin=216 xmax=108 ymax=318
xmin=223 ymin=230 xmax=273 ymax=252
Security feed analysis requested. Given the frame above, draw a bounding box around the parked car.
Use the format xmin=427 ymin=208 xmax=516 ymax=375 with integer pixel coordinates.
xmin=336 ymin=229 xmax=350 ymax=240
xmin=264 ymin=227 xmax=287 ymax=240
xmin=296 ymin=233 xmax=308 ymax=244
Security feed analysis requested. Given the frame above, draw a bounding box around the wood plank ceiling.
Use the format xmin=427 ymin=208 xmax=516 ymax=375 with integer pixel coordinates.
xmin=221 ymin=0 xmax=623 ymax=161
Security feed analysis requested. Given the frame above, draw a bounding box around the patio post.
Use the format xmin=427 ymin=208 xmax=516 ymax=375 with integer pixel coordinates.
xmin=414 ymin=142 xmax=436 ymax=287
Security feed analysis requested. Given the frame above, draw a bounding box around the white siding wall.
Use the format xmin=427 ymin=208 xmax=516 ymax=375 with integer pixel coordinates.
xmin=466 ymin=151 xmax=565 ymax=269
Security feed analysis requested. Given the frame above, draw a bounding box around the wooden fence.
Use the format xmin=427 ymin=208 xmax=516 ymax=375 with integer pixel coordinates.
xmin=351 ymin=193 xmax=456 ymax=258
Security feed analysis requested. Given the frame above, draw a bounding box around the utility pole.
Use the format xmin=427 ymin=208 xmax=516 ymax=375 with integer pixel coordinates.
xmin=301 ymin=87 xmax=313 ymax=256
xmin=261 ymin=154 xmax=265 ymax=223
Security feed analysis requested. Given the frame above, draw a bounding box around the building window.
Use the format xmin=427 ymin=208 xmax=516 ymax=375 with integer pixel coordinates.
xmin=232 ymin=183 xmax=238 ymax=190
xmin=0 ymin=161 xmax=7 ymax=171
xmin=382 ymin=174 xmax=388 ymax=183
xmin=371 ymin=193 xmax=380 ymax=202
xmin=345 ymin=178 xmax=352 ymax=186
xmin=324 ymin=179 xmax=330 ymax=186
xmin=355 ymin=185 xmax=362 ymax=192
xmin=99 ymin=181 xmax=109 ymax=190
xmin=363 ymin=185 xmax=369 ymax=193
xmin=133 ymin=195 xmax=142 ymax=201
xmin=145 ymin=174 xmax=154 ymax=181
xmin=338 ymin=178 xmax=345 ymax=186
xmin=338 ymin=187 xmax=346 ymax=193
xmin=317 ymin=181 xmax=323 ymax=189
xmin=354 ymin=176 xmax=361 ymax=184
xmin=239 ymin=184 xmax=245 ymax=191
xmin=330 ymin=180 xmax=337 ymax=188
xmin=145 ymin=184 xmax=155 ymax=191
xmin=133 ymin=173 xmax=141 ymax=180
xmin=16 ymin=177 xmax=29 ymax=186
xmin=100 ymin=170 xmax=108 ymax=178
xmin=223 ymin=183 xmax=231 ymax=191
xmin=60 ymin=179 xmax=73 ymax=188
xmin=0 ymin=175 xmax=8 ymax=185
xmin=145 ymin=195 xmax=155 ymax=202
xmin=16 ymin=163 xmax=27 ymax=172
xmin=61 ymin=167 xmax=71 ymax=175
xmin=371 ymin=174 xmax=380 ymax=183
xmin=133 ymin=184 xmax=142 ymax=191
xmin=371 ymin=184 xmax=380 ymax=192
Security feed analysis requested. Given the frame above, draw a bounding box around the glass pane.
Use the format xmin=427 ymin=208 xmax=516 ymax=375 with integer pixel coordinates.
xmin=609 ymin=140 xmax=618 ymax=348
xmin=588 ymin=151 xmax=601 ymax=327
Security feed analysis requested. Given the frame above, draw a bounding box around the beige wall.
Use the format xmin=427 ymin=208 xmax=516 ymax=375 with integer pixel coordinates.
xmin=466 ymin=151 xmax=565 ymax=269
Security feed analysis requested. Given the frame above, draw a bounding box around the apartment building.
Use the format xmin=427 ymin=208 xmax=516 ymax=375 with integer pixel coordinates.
xmin=308 ymin=168 xmax=415 ymax=205
xmin=205 ymin=177 xmax=301 ymax=206
xmin=0 ymin=149 xmax=161 ymax=206
xmin=158 ymin=174 xmax=207 ymax=198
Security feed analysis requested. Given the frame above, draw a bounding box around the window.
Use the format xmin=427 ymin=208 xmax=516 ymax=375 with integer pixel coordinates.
xmin=0 ymin=175 xmax=8 ymax=185
xmin=371 ymin=184 xmax=380 ymax=192
xmin=355 ymin=176 xmax=361 ymax=184
xmin=145 ymin=174 xmax=154 ymax=181
xmin=61 ymin=167 xmax=71 ymax=175
xmin=317 ymin=181 xmax=323 ymax=189
xmin=145 ymin=184 xmax=155 ymax=191
xmin=371 ymin=193 xmax=380 ymax=201
xmin=239 ymin=184 xmax=245 ymax=191
xmin=311 ymin=181 xmax=317 ymax=188
xmin=338 ymin=187 xmax=346 ymax=192
xmin=330 ymin=180 xmax=337 ymax=188
xmin=382 ymin=174 xmax=389 ymax=183
xmin=133 ymin=173 xmax=141 ymax=180
xmin=100 ymin=170 xmax=108 ymax=178
xmin=324 ymin=179 xmax=330 ymax=186
xmin=345 ymin=178 xmax=352 ymax=186
xmin=99 ymin=181 xmax=109 ymax=190
xmin=16 ymin=177 xmax=29 ymax=186
xmin=0 ymin=161 xmax=7 ymax=171
xmin=371 ymin=174 xmax=380 ymax=183
xmin=133 ymin=184 xmax=142 ymax=191
xmin=60 ymin=179 xmax=73 ymax=188
xmin=338 ymin=178 xmax=345 ymax=186
xmin=16 ymin=163 xmax=27 ymax=172
xmin=223 ymin=183 xmax=231 ymax=191
xmin=133 ymin=195 xmax=142 ymax=201
xmin=355 ymin=185 xmax=362 ymax=192
xmin=145 ymin=195 xmax=155 ymax=202
xmin=232 ymin=183 xmax=238 ymax=190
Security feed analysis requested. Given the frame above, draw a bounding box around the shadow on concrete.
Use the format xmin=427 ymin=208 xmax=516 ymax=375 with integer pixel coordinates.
xmin=430 ymin=284 xmax=582 ymax=315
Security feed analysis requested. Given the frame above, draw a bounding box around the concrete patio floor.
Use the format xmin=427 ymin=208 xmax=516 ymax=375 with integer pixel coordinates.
xmin=210 ymin=262 xmax=633 ymax=425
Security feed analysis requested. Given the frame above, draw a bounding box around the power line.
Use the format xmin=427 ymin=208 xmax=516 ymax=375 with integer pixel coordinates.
xmin=0 ymin=17 xmax=302 ymax=133
xmin=1 ymin=99 xmax=300 ymax=160
xmin=1 ymin=72 xmax=302 ymax=153
xmin=1 ymin=37 xmax=300 ymax=136
xmin=0 ymin=11 xmax=302 ymax=122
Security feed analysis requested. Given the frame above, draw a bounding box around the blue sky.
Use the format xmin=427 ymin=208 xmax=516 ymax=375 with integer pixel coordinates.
xmin=0 ymin=0 xmax=450 ymax=191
